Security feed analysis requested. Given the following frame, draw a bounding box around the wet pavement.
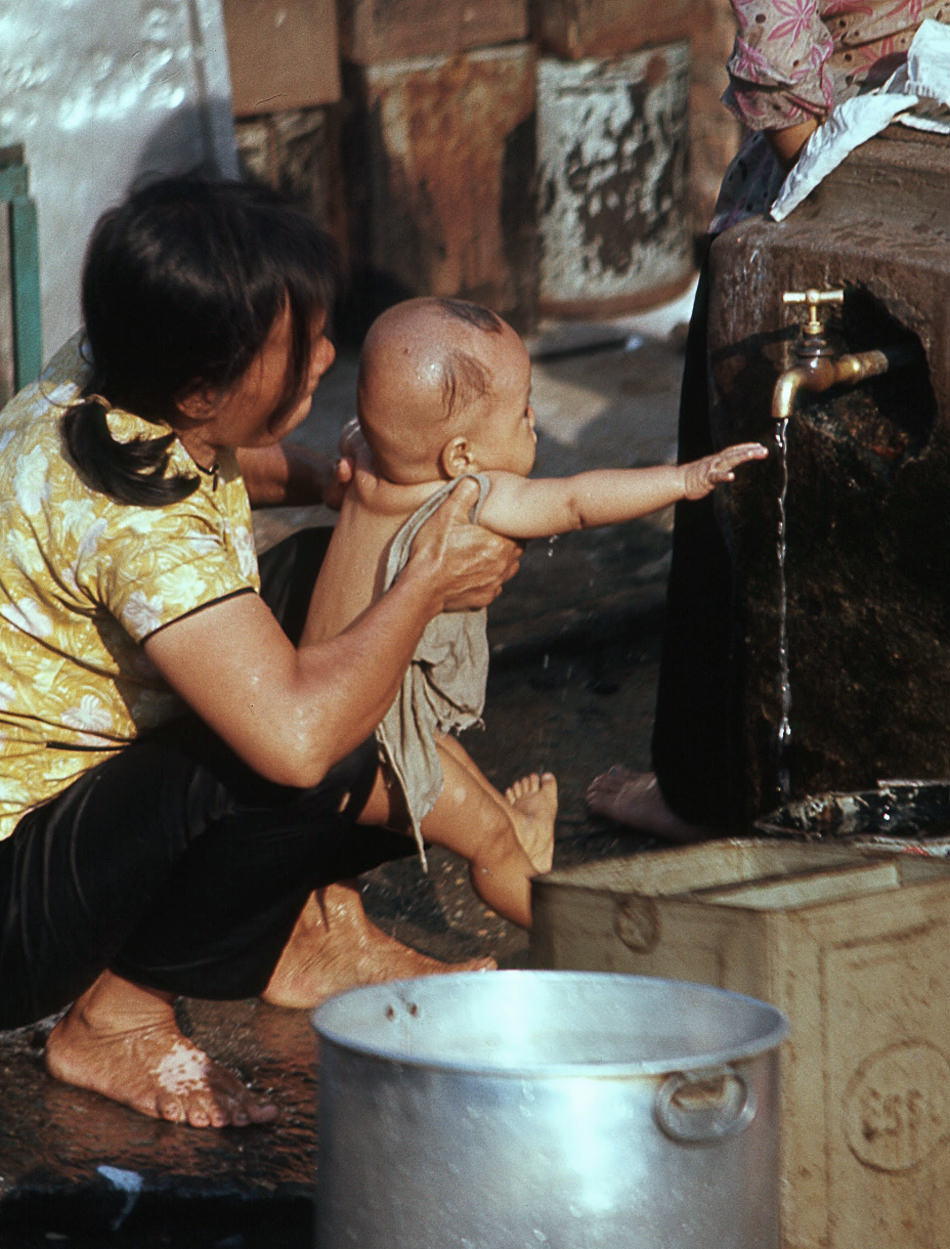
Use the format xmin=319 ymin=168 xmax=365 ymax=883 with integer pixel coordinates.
xmin=0 ymin=289 xmax=695 ymax=1248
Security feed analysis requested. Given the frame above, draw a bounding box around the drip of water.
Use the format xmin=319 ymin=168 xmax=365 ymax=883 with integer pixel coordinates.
xmin=546 ymin=534 xmax=560 ymax=558
xmin=775 ymin=418 xmax=792 ymax=800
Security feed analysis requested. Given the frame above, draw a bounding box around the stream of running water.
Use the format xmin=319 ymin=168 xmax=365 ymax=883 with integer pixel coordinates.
xmin=775 ymin=416 xmax=792 ymax=801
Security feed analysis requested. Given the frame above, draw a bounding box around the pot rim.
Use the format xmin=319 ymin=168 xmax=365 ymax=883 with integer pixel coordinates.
xmin=311 ymin=970 xmax=790 ymax=1078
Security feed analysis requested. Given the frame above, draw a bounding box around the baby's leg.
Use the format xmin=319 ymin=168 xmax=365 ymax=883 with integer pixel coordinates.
xmin=437 ymin=734 xmax=555 ymax=874
xmin=422 ymin=738 xmax=557 ymax=928
xmin=357 ymin=743 xmax=555 ymax=876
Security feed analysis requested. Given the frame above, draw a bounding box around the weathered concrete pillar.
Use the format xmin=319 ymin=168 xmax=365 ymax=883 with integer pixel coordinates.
xmin=707 ymin=131 xmax=950 ymax=821
xmin=535 ymin=42 xmax=693 ymax=317
xmin=338 ymin=43 xmax=537 ymax=335
xmin=533 ymin=0 xmax=742 ymax=247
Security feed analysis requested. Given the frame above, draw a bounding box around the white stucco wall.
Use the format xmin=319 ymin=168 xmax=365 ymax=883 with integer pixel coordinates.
xmin=0 ymin=0 xmax=237 ymax=361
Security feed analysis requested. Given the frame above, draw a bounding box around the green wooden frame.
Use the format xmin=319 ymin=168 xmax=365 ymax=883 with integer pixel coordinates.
xmin=0 ymin=148 xmax=42 ymax=391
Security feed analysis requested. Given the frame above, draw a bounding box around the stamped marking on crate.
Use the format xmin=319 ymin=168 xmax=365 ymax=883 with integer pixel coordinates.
xmin=843 ymin=1040 xmax=950 ymax=1172
xmin=614 ymin=895 xmax=659 ymax=951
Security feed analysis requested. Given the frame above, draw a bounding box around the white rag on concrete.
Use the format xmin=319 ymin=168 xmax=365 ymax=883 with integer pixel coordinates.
xmin=770 ymin=18 xmax=950 ymax=222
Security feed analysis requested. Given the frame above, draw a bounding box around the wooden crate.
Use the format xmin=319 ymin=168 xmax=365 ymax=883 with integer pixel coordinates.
xmin=223 ymin=0 xmax=341 ymax=115
xmin=532 ymin=0 xmax=695 ymax=59
xmin=531 ymin=840 xmax=950 ymax=1249
xmin=338 ymin=0 xmax=527 ymax=64
xmin=0 ymin=149 xmax=41 ymax=399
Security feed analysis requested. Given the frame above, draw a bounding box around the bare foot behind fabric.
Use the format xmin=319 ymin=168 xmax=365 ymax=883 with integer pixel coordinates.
xmin=585 ymin=767 xmax=711 ymax=843
xmin=45 ymin=971 xmax=278 ymax=1128
xmin=262 ymin=882 xmax=495 ymax=1011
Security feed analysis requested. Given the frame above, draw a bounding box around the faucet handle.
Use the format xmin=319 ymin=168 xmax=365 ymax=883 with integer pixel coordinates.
xmin=783 ymin=288 xmax=844 ymax=338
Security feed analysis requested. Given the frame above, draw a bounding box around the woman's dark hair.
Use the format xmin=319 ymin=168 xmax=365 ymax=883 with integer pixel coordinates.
xmin=65 ymin=177 xmax=341 ymax=505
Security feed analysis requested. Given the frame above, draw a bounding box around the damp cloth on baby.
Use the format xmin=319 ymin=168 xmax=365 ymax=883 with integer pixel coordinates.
xmin=771 ymin=18 xmax=950 ymax=222
xmin=375 ymin=473 xmax=492 ymax=868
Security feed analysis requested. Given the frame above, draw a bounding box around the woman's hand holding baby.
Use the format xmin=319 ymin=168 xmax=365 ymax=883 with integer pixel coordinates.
xmin=408 ymin=479 xmax=522 ymax=612
xmin=681 ymin=442 xmax=768 ymax=500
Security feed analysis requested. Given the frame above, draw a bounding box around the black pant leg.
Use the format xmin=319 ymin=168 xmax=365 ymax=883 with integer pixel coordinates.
xmin=0 ymin=725 xmax=404 ymax=1026
xmin=109 ymin=726 xmax=409 ymax=1001
xmin=651 ymin=262 xmax=738 ymax=825
xmin=0 ymin=527 xmax=407 ymax=1026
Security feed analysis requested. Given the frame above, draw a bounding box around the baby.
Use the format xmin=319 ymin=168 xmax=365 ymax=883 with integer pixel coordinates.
xmin=308 ymin=297 xmax=767 ymax=928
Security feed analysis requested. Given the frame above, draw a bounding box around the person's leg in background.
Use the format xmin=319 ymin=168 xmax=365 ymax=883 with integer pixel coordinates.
xmin=587 ymin=263 xmax=739 ymax=836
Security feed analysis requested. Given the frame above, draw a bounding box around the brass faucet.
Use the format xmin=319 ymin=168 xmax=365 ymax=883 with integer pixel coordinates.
xmin=771 ymin=288 xmax=916 ymax=421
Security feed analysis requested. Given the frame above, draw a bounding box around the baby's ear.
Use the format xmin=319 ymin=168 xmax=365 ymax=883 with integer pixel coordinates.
xmin=440 ymin=435 xmax=474 ymax=479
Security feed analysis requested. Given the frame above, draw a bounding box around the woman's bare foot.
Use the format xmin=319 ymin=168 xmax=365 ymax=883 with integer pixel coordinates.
xmin=262 ymin=882 xmax=496 ymax=1011
xmin=585 ymin=767 xmax=711 ymax=843
xmin=504 ymin=772 xmax=557 ymax=874
xmin=45 ymin=971 xmax=278 ymax=1128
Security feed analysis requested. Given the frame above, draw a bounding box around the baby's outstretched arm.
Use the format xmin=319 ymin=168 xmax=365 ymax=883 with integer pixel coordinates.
xmin=478 ymin=441 xmax=768 ymax=539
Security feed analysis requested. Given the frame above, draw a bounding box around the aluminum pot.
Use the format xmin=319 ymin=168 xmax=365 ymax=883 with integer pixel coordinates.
xmin=312 ymin=971 xmax=788 ymax=1249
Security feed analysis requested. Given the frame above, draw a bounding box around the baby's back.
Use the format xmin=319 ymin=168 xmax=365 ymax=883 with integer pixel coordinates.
xmin=306 ymin=467 xmax=444 ymax=643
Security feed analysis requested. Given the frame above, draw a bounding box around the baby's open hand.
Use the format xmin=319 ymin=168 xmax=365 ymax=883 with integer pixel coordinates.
xmin=682 ymin=442 xmax=768 ymax=500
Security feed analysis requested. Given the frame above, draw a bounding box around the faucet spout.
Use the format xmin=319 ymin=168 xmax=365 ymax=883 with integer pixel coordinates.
xmin=771 ymin=344 xmax=919 ymax=422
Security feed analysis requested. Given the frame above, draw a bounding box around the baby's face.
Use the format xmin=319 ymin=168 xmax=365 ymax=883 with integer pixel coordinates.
xmin=471 ymin=325 xmax=537 ymax=477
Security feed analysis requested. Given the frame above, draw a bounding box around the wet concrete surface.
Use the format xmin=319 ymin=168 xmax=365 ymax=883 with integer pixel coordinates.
xmin=0 ymin=293 xmax=694 ymax=1248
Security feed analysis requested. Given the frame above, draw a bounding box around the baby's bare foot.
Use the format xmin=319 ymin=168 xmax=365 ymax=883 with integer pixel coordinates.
xmin=45 ymin=972 xmax=277 ymax=1129
xmin=504 ymin=772 xmax=557 ymax=875
xmin=263 ymin=884 xmax=496 ymax=1011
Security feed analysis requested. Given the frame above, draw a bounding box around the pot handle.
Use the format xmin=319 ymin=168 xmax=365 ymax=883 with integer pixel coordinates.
xmin=654 ymin=1066 xmax=757 ymax=1143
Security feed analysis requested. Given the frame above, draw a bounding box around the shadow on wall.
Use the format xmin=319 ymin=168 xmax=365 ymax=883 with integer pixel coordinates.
xmin=133 ymin=99 xmax=239 ymax=193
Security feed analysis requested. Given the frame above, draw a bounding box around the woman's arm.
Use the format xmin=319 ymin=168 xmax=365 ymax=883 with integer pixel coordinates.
xmin=236 ymin=443 xmax=351 ymax=509
xmin=144 ymin=480 xmax=519 ymax=787
xmin=477 ymin=444 xmax=768 ymax=540
xmin=765 ymin=115 xmax=822 ymax=170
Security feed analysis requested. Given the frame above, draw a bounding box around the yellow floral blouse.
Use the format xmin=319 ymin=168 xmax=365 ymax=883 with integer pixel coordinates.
xmin=0 ymin=336 xmax=261 ymax=839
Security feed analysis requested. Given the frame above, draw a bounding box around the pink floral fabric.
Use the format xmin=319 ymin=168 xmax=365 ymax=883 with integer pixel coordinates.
xmin=711 ymin=1 xmax=948 ymax=229
xmin=724 ymin=0 xmax=943 ymax=130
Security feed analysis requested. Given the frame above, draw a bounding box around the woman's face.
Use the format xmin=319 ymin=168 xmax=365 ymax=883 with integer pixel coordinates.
xmin=181 ymin=304 xmax=336 ymax=462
